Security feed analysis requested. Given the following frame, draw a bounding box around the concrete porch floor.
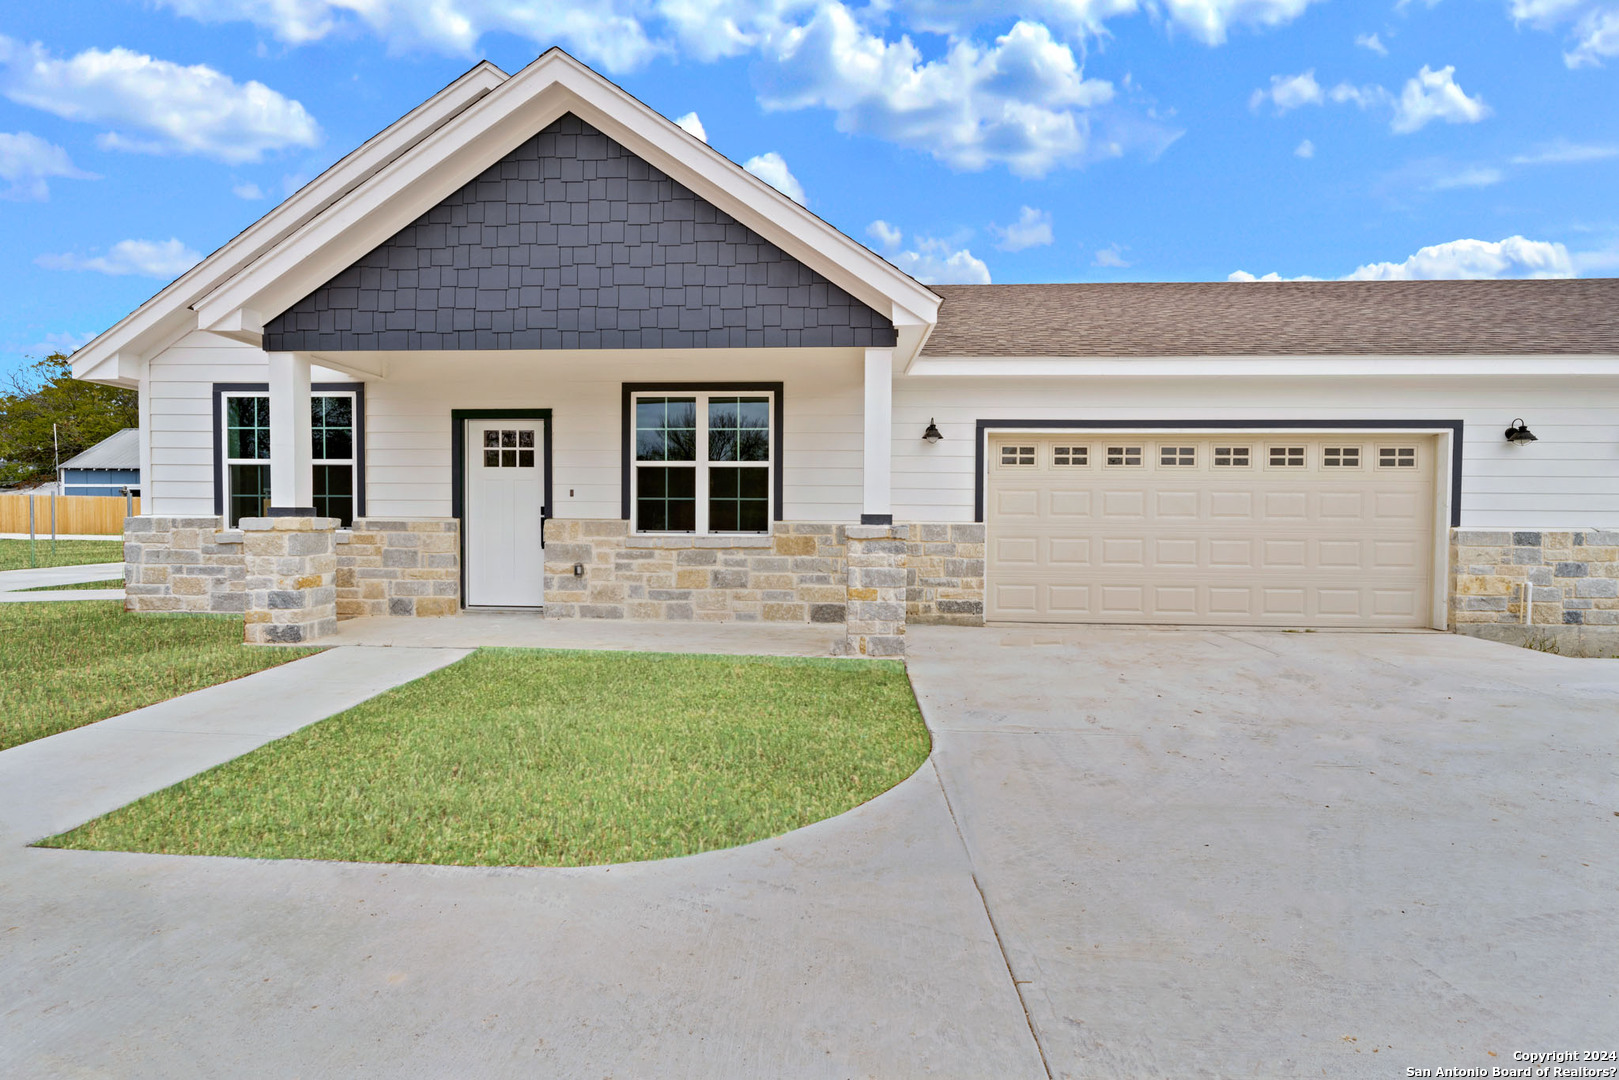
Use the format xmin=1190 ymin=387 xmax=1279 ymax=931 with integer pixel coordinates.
xmin=318 ymin=609 xmax=846 ymax=656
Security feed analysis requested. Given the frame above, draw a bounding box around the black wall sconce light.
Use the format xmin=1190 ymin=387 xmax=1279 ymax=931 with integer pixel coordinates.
xmin=1504 ymin=418 xmax=1538 ymax=444
xmin=922 ymin=419 xmax=943 ymax=443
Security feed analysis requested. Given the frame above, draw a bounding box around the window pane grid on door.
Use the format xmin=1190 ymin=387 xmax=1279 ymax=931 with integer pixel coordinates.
xmin=1379 ymin=446 xmax=1417 ymax=468
xmin=1269 ymin=445 xmax=1306 ymax=467
xmin=1106 ymin=446 xmax=1143 ymax=467
xmin=1053 ymin=446 xmax=1088 ymax=466
xmin=1159 ymin=445 xmax=1196 ymax=467
xmin=1323 ymin=446 xmax=1361 ymax=468
xmin=1214 ymin=446 xmax=1251 ymax=467
xmin=482 ymin=428 xmax=536 ymax=468
xmin=1000 ymin=445 xmax=1036 ymax=466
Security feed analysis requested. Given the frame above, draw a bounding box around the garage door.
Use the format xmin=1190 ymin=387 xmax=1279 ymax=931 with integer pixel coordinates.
xmin=986 ymin=434 xmax=1437 ymax=626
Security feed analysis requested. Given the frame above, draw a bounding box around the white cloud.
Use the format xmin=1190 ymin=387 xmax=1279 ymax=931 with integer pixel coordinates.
xmin=1249 ymin=69 xmax=1323 ymax=112
xmin=990 ymin=206 xmax=1054 ymax=251
xmin=1424 ymin=165 xmax=1503 ymax=190
xmin=1294 ymin=138 xmax=1315 ymax=158
xmin=0 ymin=131 xmax=95 ymax=200
xmin=1257 ymin=64 xmax=1488 ymax=135
xmin=1092 ymin=242 xmax=1131 ymax=267
xmin=866 ymin=219 xmax=904 ymax=249
xmin=1390 ymin=65 xmax=1490 ymax=133
xmin=0 ymin=36 xmax=321 ymax=164
xmin=1509 ymin=1 xmax=1619 ymax=68
xmin=865 ymin=220 xmax=990 ymax=283
xmin=36 ymin=237 xmax=203 ymax=278
xmin=156 ymin=0 xmax=663 ymax=70
xmin=742 ymin=150 xmax=805 ymax=203
xmin=29 ymin=329 xmax=97 ymax=357
xmin=1159 ymin=0 xmax=1324 ymax=45
xmin=1227 ymin=269 xmax=1320 ymax=281
xmin=1510 ymin=139 xmax=1618 ymax=164
xmin=1346 ymin=236 xmax=1573 ymax=279
xmin=756 ymin=11 xmax=1130 ymax=177
xmin=1355 ymin=31 xmax=1388 ymax=55
xmin=1231 ymin=236 xmax=1576 ymax=281
xmin=1567 ymin=8 xmax=1619 ymax=66
xmin=673 ymin=111 xmax=707 ymax=142
xmin=232 ymin=181 xmax=264 ymax=199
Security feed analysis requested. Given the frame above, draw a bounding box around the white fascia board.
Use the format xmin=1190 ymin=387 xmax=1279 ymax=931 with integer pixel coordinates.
xmin=69 ymin=61 xmax=508 ymax=385
xmin=904 ymin=354 xmax=1619 ymax=378
xmin=194 ymin=51 xmax=941 ymax=359
xmin=308 ymin=352 xmax=388 ymax=381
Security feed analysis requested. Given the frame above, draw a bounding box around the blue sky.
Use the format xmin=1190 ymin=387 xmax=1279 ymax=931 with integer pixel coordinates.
xmin=2 ymin=0 xmax=1617 ymax=379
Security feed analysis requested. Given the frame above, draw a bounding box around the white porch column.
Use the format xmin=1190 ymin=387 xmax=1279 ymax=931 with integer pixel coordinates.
xmin=862 ymin=346 xmax=894 ymax=524
xmin=267 ymin=351 xmax=315 ymax=513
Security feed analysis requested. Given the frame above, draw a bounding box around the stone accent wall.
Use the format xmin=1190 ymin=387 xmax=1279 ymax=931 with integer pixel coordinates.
xmin=241 ymin=516 xmax=338 ymax=644
xmin=1450 ymin=528 xmax=1619 ymax=656
xmin=900 ymin=521 xmax=986 ymax=626
xmin=124 ymin=515 xmax=246 ymax=614
xmin=336 ymin=518 xmax=460 ymax=618
xmin=539 ymin=519 xmax=848 ymax=622
xmin=845 ymin=525 xmax=908 ymax=656
xmin=1450 ymin=529 xmax=1619 ymax=626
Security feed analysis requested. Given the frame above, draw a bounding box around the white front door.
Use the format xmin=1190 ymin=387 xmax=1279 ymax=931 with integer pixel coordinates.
xmin=466 ymin=419 xmax=546 ymax=608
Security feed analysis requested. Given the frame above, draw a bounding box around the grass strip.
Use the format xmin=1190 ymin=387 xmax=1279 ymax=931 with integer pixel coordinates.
xmin=0 ymin=538 xmax=124 ymax=572
xmin=0 ymin=601 xmax=320 ymax=750
xmin=41 ymin=648 xmax=931 ymax=867
xmin=19 ymin=577 xmax=125 ymax=591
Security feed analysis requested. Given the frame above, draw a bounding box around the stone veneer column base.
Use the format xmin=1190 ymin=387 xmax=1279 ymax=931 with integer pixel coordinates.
xmin=1450 ymin=528 xmax=1619 ymax=658
xmin=241 ymin=516 xmax=338 ymax=644
xmin=336 ymin=518 xmax=460 ymax=618
xmin=842 ymin=524 xmax=908 ymax=657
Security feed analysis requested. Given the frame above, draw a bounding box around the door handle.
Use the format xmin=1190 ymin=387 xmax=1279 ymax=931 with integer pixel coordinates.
xmin=540 ymin=509 xmax=548 ymax=549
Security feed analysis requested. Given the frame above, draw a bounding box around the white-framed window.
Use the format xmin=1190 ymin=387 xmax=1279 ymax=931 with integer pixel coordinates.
xmin=1105 ymin=445 xmax=1143 ymax=467
xmin=632 ymin=391 xmax=773 ymax=533
xmin=1213 ymin=445 xmax=1251 ymax=467
xmin=998 ymin=444 xmax=1036 ymax=467
xmin=1159 ymin=445 xmax=1196 ymax=467
xmin=1323 ymin=445 xmax=1361 ymax=468
xmin=220 ymin=391 xmax=359 ymax=527
xmin=1268 ymin=445 xmax=1306 ymax=468
xmin=1379 ymin=446 xmax=1417 ymax=468
xmin=1052 ymin=445 xmax=1088 ymax=467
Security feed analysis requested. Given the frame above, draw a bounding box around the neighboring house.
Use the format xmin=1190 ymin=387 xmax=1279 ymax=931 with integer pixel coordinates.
xmin=59 ymin=428 xmax=141 ymax=497
xmin=70 ymin=50 xmax=1619 ymax=652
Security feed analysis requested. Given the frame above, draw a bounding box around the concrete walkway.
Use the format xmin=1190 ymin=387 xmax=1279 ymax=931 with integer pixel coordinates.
xmin=324 ymin=609 xmax=845 ymax=655
xmin=0 ymin=646 xmax=469 ymax=845
xmin=0 ymin=561 xmax=124 ymax=592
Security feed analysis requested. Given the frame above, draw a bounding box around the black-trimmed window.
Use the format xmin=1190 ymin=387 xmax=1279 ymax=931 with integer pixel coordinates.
xmin=219 ymin=390 xmax=360 ymax=527
xmin=631 ymin=391 xmax=772 ymax=534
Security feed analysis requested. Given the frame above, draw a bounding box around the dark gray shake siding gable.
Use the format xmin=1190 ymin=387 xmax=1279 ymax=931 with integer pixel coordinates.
xmin=265 ymin=114 xmax=897 ymax=351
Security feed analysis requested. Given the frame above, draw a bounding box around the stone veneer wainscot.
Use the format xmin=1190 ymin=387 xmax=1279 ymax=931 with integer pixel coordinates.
xmin=1450 ymin=528 xmax=1619 ymax=655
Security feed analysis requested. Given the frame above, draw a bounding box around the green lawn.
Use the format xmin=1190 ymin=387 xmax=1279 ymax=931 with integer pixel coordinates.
xmin=20 ymin=577 xmax=125 ymax=591
xmin=0 ymin=538 xmax=124 ymax=572
xmin=40 ymin=648 xmax=931 ymax=867
xmin=0 ymin=601 xmax=320 ymax=751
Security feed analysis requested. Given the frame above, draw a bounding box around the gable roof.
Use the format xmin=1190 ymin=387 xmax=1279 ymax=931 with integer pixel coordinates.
xmin=71 ymin=62 xmax=511 ymax=387
xmin=60 ymin=428 xmax=140 ymax=471
xmin=75 ymin=49 xmax=939 ymax=387
xmin=923 ymin=280 xmax=1619 ymax=358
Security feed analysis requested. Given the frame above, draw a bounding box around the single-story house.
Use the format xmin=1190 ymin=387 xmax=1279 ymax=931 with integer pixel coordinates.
xmin=59 ymin=428 xmax=141 ymax=498
xmin=70 ymin=50 xmax=1619 ymax=653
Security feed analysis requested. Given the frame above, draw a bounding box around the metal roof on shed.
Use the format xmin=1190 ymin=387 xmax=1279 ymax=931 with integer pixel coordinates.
xmin=59 ymin=428 xmax=140 ymax=471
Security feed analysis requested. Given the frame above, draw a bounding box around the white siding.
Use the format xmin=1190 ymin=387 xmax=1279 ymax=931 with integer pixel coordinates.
xmin=145 ymin=332 xmax=270 ymax=514
xmin=368 ymin=349 xmax=863 ymax=520
xmin=893 ymin=374 xmax=1619 ymax=528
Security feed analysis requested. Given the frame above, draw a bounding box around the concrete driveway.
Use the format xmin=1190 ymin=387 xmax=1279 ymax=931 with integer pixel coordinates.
xmin=1 ymin=627 xmax=1614 ymax=1078
xmin=909 ymin=625 xmax=1619 ymax=1078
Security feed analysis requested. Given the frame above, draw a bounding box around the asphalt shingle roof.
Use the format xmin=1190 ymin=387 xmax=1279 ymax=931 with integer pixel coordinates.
xmin=922 ymin=279 xmax=1619 ymax=357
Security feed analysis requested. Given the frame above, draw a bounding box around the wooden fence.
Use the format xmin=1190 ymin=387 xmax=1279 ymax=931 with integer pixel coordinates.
xmin=0 ymin=494 xmax=141 ymax=535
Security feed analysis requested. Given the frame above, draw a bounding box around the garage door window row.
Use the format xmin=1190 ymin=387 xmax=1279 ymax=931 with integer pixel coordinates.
xmin=1000 ymin=440 xmax=1421 ymax=471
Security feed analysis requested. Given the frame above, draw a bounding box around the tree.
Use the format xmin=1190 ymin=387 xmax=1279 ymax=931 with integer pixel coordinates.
xmin=0 ymin=354 xmax=138 ymax=486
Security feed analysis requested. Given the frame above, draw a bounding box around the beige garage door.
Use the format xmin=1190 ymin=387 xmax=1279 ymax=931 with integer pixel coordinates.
xmin=986 ymin=434 xmax=1437 ymax=626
